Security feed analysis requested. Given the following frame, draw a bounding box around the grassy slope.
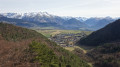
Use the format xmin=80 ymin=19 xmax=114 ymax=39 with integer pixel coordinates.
xmin=0 ymin=23 xmax=44 ymax=41
xmin=0 ymin=22 xmax=90 ymax=67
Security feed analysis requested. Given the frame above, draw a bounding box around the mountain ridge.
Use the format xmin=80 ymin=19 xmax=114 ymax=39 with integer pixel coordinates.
xmin=0 ymin=12 xmax=118 ymax=31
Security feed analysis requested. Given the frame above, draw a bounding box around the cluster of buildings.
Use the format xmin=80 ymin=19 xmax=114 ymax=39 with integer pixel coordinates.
xmin=50 ymin=33 xmax=86 ymax=47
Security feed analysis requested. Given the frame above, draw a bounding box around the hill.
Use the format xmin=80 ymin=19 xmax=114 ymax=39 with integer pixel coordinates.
xmin=78 ymin=19 xmax=120 ymax=46
xmin=87 ymin=42 xmax=120 ymax=67
xmin=0 ymin=22 xmax=90 ymax=67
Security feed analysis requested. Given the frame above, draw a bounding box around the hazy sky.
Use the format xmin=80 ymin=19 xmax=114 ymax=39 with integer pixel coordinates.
xmin=0 ymin=0 xmax=120 ymax=17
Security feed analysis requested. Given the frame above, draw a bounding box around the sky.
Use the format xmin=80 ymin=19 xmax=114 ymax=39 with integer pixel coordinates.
xmin=0 ymin=0 xmax=120 ymax=17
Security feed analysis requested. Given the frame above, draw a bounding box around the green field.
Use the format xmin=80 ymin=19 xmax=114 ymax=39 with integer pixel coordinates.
xmin=36 ymin=30 xmax=92 ymax=38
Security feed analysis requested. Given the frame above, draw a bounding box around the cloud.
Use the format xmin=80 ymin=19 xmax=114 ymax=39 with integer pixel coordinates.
xmin=0 ymin=0 xmax=120 ymax=17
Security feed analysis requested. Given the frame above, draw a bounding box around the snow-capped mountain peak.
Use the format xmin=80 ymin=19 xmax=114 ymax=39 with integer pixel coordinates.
xmin=0 ymin=12 xmax=55 ymax=19
xmin=23 ymin=12 xmax=55 ymax=18
xmin=0 ymin=13 xmax=23 ymax=19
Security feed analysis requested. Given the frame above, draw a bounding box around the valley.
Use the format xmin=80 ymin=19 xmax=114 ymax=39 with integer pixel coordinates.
xmin=35 ymin=19 xmax=120 ymax=67
xmin=36 ymin=29 xmax=92 ymax=38
xmin=1 ymin=0 xmax=120 ymax=67
xmin=0 ymin=12 xmax=120 ymax=67
xmin=36 ymin=29 xmax=92 ymax=48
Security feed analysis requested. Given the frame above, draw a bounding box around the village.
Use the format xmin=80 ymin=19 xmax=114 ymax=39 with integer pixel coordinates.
xmin=50 ymin=32 xmax=87 ymax=47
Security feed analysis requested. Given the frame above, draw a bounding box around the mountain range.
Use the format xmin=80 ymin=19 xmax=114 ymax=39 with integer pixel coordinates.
xmin=0 ymin=12 xmax=118 ymax=30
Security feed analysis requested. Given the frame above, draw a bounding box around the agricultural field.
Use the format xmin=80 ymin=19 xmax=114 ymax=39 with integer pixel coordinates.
xmin=36 ymin=29 xmax=92 ymax=38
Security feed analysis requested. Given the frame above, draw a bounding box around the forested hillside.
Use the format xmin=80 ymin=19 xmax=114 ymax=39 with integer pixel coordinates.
xmin=87 ymin=42 xmax=120 ymax=67
xmin=0 ymin=22 xmax=90 ymax=67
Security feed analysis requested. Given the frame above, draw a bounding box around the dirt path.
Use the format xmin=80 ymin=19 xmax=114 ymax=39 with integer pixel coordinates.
xmin=74 ymin=46 xmax=87 ymax=54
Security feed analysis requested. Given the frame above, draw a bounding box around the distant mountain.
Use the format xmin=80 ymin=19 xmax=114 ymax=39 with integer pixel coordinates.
xmin=0 ymin=14 xmax=64 ymax=29
xmin=62 ymin=16 xmax=87 ymax=22
xmin=62 ymin=18 xmax=89 ymax=30
xmin=0 ymin=13 xmax=23 ymax=19
xmin=0 ymin=15 xmax=34 ymax=27
xmin=22 ymin=12 xmax=65 ymax=25
xmin=0 ymin=12 xmax=53 ymax=19
xmin=0 ymin=12 xmax=118 ymax=30
xmin=84 ymin=17 xmax=115 ymax=30
xmin=75 ymin=17 xmax=88 ymax=22
xmin=92 ymin=17 xmax=114 ymax=30
xmin=0 ymin=12 xmax=64 ymax=24
xmin=0 ymin=12 xmax=67 ymax=30
xmin=84 ymin=17 xmax=103 ymax=26
xmin=0 ymin=12 xmax=89 ymax=30
xmin=78 ymin=19 xmax=120 ymax=46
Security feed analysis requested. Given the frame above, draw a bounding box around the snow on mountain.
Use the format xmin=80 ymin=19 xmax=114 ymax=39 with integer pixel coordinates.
xmin=23 ymin=12 xmax=55 ymax=18
xmin=0 ymin=13 xmax=23 ymax=19
xmin=61 ymin=16 xmax=88 ymax=22
xmin=0 ymin=12 xmax=56 ymax=19
xmin=0 ymin=12 xmax=118 ymax=31
xmin=75 ymin=17 xmax=88 ymax=22
xmin=61 ymin=16 xmax=73 ymax=20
